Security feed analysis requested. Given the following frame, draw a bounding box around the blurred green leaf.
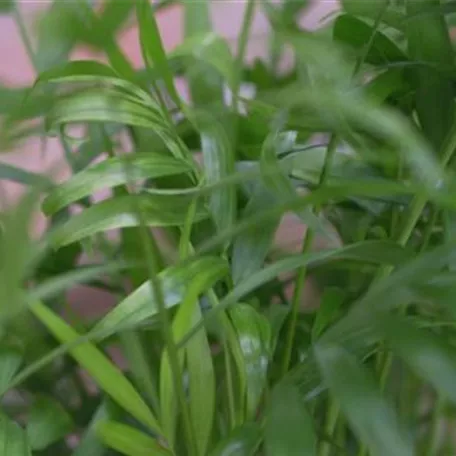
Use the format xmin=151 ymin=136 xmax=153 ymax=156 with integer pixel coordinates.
xmin=0 ymin=413 xmax=31 ymax=455
xmin=26 ymin=395 xmax=73 ymax=450
xmin=231 ymin=186 xmax=280 ymax=284
xmin=46 ymin=87 xmax=163 ymax=133
xmin=334 ymin=14 xmax=406 ymax=65
xmin=341 ymin=0 xmax=405 ymax=29
xmin=184 ymin=0 xmax=224 ymax=107
xmin=265 ymin=380 xmax=316 ymax=456
xmin=96 ymin=421 xmax=171 ymax=456
xmin=210 ymin=423 xmax=262 ymax=456
xmin=43 ymin=153 xmax=191 ymax=215
xmin=29 ymin=301 xmax=161 ymax=433
xmin=0 ymin=163 xmax=52 ymax=189
xmin=379 ymin=314 xmax=456 ymax=405
xmin=315 ymin=344 xmax=413 ymax=456
xmin=0 ymin=347 xmax=22 ymax=394
xmin=50 ymin=194 xmax=208 ymax=247
xmin=0 ymin=0 xmax=13 ymax=13
xmin=171 ymin=33 xmax=236 ymax=89
xmin=406 ymin=0 xmax=455 ymax=152
xmin=229 ymin=303 xmax=271 ymax=420
xmin=96 ymin=256 xmax=228 ymax=336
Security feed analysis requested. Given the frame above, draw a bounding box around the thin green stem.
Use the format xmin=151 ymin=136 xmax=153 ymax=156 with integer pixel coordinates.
xmin=12 ymin=5 xmax=37 ymax=71
xmin=281 ymin=135 xmax=339 ymax=375
xmin=319 ymin=400 xmax=341 ymax=456
xmin=423 ymin=396 xmax=444 ymax=456
xmin=233 ymin=0 xmax=255 ymax=102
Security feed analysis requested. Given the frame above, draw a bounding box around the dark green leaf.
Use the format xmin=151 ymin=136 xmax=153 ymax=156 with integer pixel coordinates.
xmin=315 ymin=344 xmax=413 ymax=456
xmin=312 ymin=288 xmax=345 ymax=341
xmin=43 ymin=153 xmax=191 ymax=215
xmin=26 ymin=395 xmax=73 ymax=450
xmin=334 ymin=14 xmax=406 ymax=65
xmin=210 ymin=423 xmax=262 ymax=456
xmin=0 ymin=347 xmax=22 ymax=394
xmin=406 ymin=0 xmax=455 ymax=152
xmin=96 ymin=421 xmax=171 ymax=455
xmin=265 ymin=381 xmax=316 ymax=456
xmin=50 ymin=194 xmax=208 ymax=247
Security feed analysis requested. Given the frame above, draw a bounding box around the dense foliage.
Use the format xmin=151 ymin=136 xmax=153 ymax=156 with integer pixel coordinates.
xmin=2 ymin=0 xmax=456 ymax=454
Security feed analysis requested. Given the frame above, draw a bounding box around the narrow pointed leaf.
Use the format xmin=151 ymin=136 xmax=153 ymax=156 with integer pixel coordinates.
xmin=136 ymin=0 xmax=180 ymax=105
xmin=50 ymin=194 xmax=208 ymax=247
xmin=43 ymin=154 xmax=191 ymax=215
xmin=29 ymin=302 xmax=161 ymax=433
xmin=315 ymin=345 xmax=413 ymax=456
xmin=160 ymin=261 xmax=225 ymax=451
xmin=97 ymin=421 xmax=171 ymax=456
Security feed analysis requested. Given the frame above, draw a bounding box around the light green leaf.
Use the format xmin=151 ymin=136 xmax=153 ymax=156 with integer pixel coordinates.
xmin=50 ymin=194 xmax=208 ymax=247
xmin=96 ymin=256 xmax=228 ymax=336
xmin=43 ymin=153 xmax=191 ymax=215
xmin=171 ymin=33 xmax=236 ymax=89
xmin=26 ymin=395 xmax=73 ymax=450
xmin=160 ymin=259 xmax=226 ymax=451
xmin=265 ymin=381 xmax=316 ymax=456
xmin=97 ymin=421 xmax=171 ymax=456
xmin=0 ymin=347 xmax=22 ymax=395
xmin=379 ymin=314 xmax=456 ymax=405
xmin=190 ymin=112 xmax=236 ymax=236
xmin=29 ymin=301 xmax=161 ymax=434
xmin=315 ymin=344 xmax=413 ymax=456
xmin=229 ymin=304 xmax=271 ymax=420
xmin=46 ymin=87 xmax=164 ymax=134
xmin=0 ymin=413 xmax=31 ymax=455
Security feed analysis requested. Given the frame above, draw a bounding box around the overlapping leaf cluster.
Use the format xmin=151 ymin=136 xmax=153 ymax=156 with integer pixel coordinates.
xmin=2 ymin=0 xmax=456 ymax=454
